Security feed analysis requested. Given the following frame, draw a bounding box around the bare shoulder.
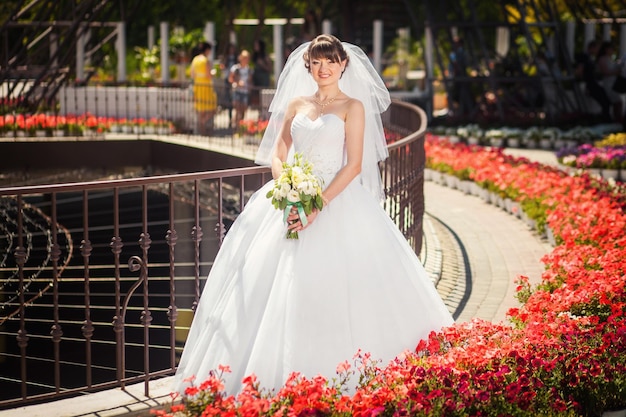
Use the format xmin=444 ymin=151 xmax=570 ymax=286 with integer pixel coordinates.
xmin=285 ymin=96 xmax=309 ymax=119
xmin=345 ymin=97 xmax=365 ymax=117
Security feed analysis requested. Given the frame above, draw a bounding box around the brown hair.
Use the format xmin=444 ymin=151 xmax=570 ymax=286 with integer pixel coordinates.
xmin=303 ymin=34 xmax=349 ymax=72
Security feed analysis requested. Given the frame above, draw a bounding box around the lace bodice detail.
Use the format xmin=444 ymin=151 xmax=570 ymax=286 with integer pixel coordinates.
xmin=291 ymin=113 xmax=345 ymax=185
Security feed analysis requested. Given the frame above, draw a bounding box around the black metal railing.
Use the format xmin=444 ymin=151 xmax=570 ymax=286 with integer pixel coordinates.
xmin=0 ymin=98 xmax=426 ymax=409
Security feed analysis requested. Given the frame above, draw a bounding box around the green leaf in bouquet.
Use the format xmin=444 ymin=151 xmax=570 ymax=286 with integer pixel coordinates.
xmin=315 ymin=194 xmax=323 ymax=209
xmin=266 ymin=189 xmax=274 ymax=199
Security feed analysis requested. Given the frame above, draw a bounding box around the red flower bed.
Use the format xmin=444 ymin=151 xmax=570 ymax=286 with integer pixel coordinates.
xmin=153 ymin=134 xmax=626 ymax=417
xmin=237 ymin=119 xmax=270 ymax=136
xmin=1 ymin=113 xmax=174 ymax=135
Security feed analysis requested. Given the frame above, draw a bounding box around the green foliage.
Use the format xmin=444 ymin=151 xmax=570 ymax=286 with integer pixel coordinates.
xmin=132 ymin=45 xmax=160 ymax=82
xmin=570 ymin=296 xmax=613 ymax=322
xmin=520 ymin=196 xmax=549 ymax=234
xmin=168 ymin=27 xmax=204 ymax=57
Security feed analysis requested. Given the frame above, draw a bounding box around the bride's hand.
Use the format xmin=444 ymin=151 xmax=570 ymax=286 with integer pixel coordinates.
xmin=287 ymin=207 xmax=319 ymax=232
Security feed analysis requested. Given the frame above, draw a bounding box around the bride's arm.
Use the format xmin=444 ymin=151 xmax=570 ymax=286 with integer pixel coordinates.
xmin=270 ymin=100 xmax=298 ymax=179
xmin=320 ymin=99 xmax=365 ymax=204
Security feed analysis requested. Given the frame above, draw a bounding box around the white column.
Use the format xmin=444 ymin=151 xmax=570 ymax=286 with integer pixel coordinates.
xmin=116 ymin=22 xmax=127 ymax=82
xmin=322 ymin=19 xmax=332 ymax=35
xmin=397 ymin=27 xmax=409 ymax=89
xmin=204 ymin=21 xmax=215 ymax=61
xmin=148 ymin=25 xmax=155 ymax=49
xmin=273 ymin=24 xmax=283 ymax=81
xmin=373 ymin=20 xmax=383 ymax=73
xmin=76 ymin=24 xmax=85 ymax=82
xmin=424 ymin=25 xmax=434 ymax=120
xmin=565 ymin=20 xmax=575 ymax=61
xmin=495 ymin=27 xmax=510 ymax=57
xmin=160 ymin=22 xmax=170 ymax=83
xmin=424 ymin=26 xmax=434 ymax=80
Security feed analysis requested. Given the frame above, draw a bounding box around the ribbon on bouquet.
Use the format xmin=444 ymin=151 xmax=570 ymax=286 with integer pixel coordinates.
xmin=283 ymin=201 xmax=308 ymax=227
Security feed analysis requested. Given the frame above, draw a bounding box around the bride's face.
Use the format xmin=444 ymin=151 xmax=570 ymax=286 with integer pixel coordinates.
xmin=309 ymin=57 xmax=346 ymax=86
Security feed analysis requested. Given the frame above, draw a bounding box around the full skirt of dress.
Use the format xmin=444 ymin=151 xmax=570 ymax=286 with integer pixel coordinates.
xmin=173 ymin=177 xmax=454 ymax=394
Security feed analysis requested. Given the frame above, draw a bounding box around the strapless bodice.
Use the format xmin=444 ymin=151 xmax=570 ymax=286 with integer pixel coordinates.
xmin=290 ymin=113 xmax=346 ymax=185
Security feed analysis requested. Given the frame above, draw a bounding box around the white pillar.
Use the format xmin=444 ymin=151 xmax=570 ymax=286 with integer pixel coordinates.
xmin=565 ymin=20 xmax=575 ymax=61
xmin=603 ymin=23 xmax=611 ymax=42
xmin=229 ymin=30 xmax=237 ymax=47
xmin=204 ymin=21 xmax=215 ymax=61
xmin=584 ymin=22 xmax=596 ymax=47
xmin=322 ymin=19 xmax=332 ymax=35
xmin=160 ymin=22 xmax=170 ymax=83
xmin=495 ymin=27 xmax=510 ymax=57
xmin=373 ymin=20 xmax=383 ymax=73
xmin=424 ymin=25 xmax=434 ymax=120
xmin=76 ymin=24 xmax=85 ymax=82
xmin=116 ymin=22 xmax=127 ymax=82
xmin=424 ymin=26 xmax=434 ymax=80
xmin=148 ymin=25 xmax=155 ymax=49
xmin=397 ymin=27 xmax=410 ymax=89
xmin=273 ymin=24 xmax=283 ymax=82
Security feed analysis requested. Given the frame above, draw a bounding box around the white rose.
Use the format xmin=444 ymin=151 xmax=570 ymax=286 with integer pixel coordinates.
xmin=291 ymin=166 xmax=305 ymax=185
xmin=286 ymin=189 xmax=301 ymax=203
xmin=297 ymin=180 xmax=315 ymax=196
xmin=273 ymin=182 xmax=291 ymax=199
xmin=280 ymin=182 xmax=291 ymax=194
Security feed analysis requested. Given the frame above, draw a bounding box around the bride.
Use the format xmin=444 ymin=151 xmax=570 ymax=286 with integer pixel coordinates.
xmin=173 ymin=34 xmax=454 ymax=394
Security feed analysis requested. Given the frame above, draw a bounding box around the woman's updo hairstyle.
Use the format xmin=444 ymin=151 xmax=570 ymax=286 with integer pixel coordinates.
xmin=303 ymin=34 xmax=349 ymax=72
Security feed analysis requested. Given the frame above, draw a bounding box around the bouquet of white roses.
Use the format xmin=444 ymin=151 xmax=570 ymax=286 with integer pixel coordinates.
xmin=266 ymin=152 xmax=325 ymax=239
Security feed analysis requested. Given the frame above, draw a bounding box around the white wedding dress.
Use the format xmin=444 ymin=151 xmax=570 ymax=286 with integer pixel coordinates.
xmin=173 ymin=113 xmax=454 ymax=394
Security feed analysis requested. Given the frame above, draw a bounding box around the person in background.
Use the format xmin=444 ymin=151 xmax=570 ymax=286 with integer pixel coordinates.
xmin=535 ymin=50 xmax=562 ymax=117
xmin=574 ymin=40 xmax=612 ymax=123
xmin=190 ymin=42 xmax=217 ymax=135
xmin=228 ymin=49 xmax=252 ymax=130
xmin=220 ymin=43 xmax=239 ymax=128
xmin=596 ymin=41 xmax=623 ymax=123
xmin=252 ymin=39 xmax=272 ymax=108
xmin=448 ymin=37 xmax=474 ymax=118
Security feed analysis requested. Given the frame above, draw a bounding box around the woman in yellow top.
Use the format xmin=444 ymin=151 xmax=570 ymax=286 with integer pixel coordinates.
xmin=190 ymin=42 xmax=217 ymax=135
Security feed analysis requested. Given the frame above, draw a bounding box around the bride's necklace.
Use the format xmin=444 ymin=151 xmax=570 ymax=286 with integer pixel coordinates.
xmin=313 ymin=93 xmax=338 ymax=116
